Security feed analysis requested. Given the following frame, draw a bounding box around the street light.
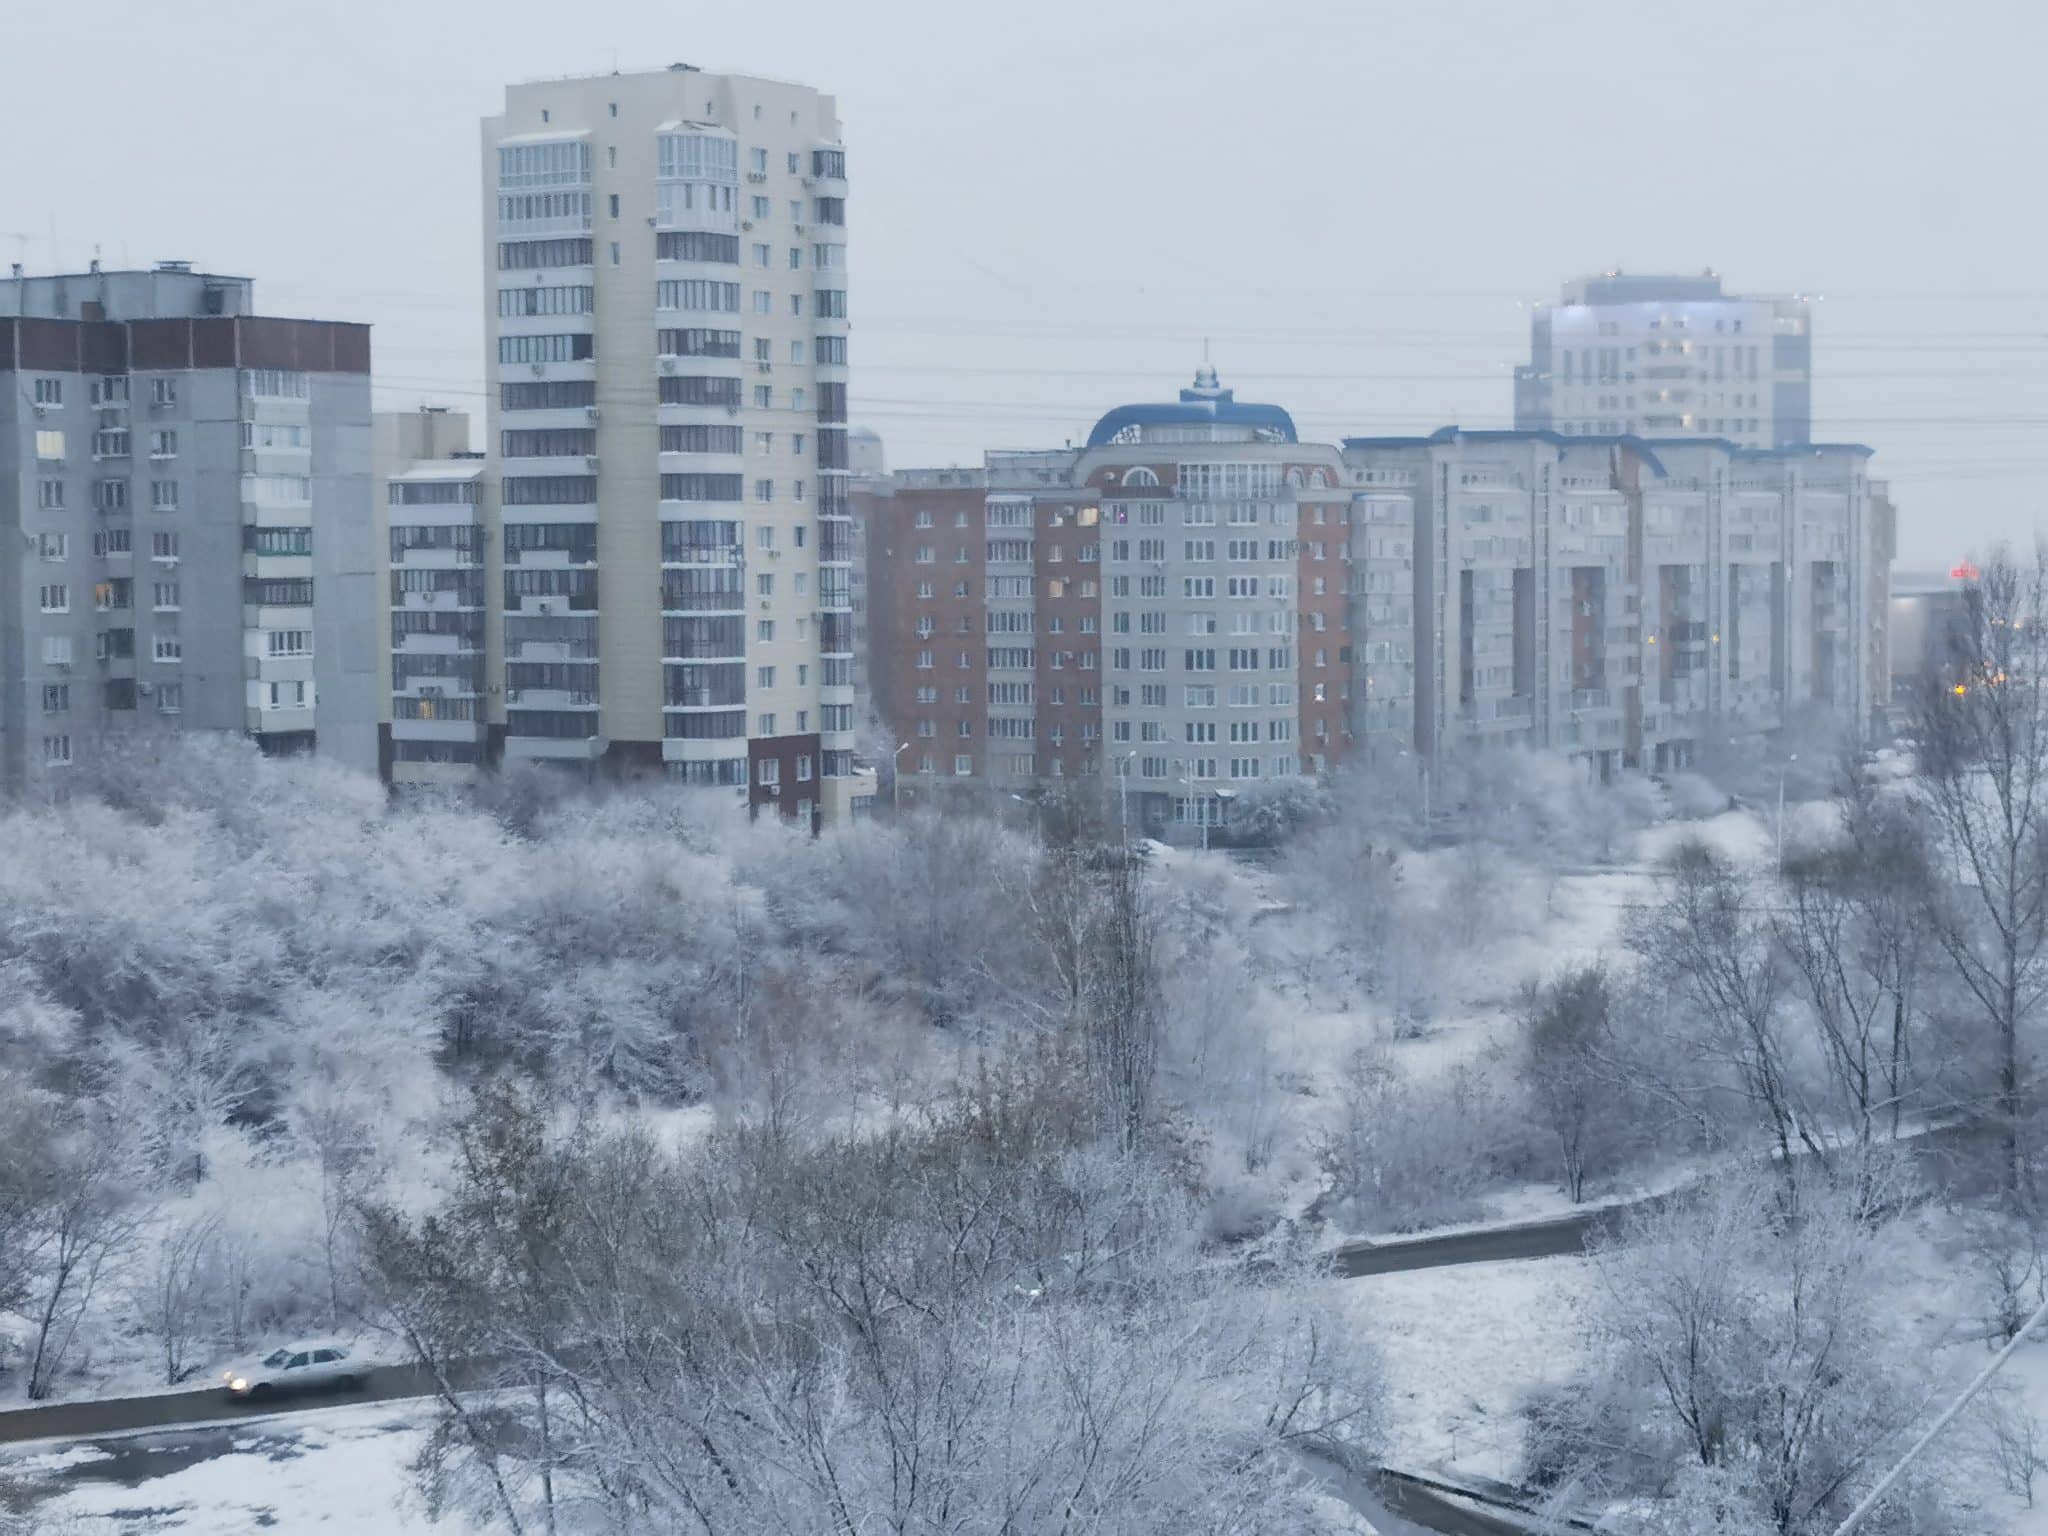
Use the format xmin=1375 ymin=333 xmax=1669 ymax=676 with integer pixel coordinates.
xmin=1118 ymin=748 xmax=1138 ymax=845
xmin=1776 ymin=751 xmax=1799 ymax=873
xmin=892 ymin=741 xmax=910 ymax=815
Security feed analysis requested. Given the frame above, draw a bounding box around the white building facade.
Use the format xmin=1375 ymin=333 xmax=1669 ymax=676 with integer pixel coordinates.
xmin=481 ymin=65 xmax=871 ymax=826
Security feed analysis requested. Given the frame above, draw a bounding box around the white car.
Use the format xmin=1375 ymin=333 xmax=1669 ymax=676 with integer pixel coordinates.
xmin=220 ymin=1340 xmax=365 ymax=1400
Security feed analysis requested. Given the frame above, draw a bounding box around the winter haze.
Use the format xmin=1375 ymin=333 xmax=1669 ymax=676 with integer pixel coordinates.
xmin=3 ymin=0 xmax=2044 ymax=564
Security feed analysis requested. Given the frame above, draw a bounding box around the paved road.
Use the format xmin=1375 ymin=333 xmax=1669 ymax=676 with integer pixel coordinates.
xmin=1334 ymin=1119 xmax=1980 ymax=1279
xmin=1333 ymin=1199 xmax=1660 ymax=1278
xmin=0 ymin=1360 xmax=454 ymax=1448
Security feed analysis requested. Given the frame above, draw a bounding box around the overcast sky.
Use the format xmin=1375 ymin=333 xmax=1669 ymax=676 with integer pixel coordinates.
xmin=6 ymin=0 xmax=2042 ymax=567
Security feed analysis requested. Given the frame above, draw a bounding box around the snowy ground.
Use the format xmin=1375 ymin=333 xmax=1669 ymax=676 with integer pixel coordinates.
xmin=1331 ymin=1256 xmax=1597 ymax=1485
xmin=0 ymin=1403 xmax=454 ymax=1534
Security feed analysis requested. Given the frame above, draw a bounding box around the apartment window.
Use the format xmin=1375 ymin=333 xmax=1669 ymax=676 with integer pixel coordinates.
xmin=755 ymin=479 xmax=775 ymax=503
xmin=497 ymin=333 xmax=594 ymax=364
xmin=757 ymin=665 xmax=776 ymax=688
xmin=267 ymin=629 xmax=312 ymax=657
xmin=33 ymin=377 xmax=63 ymax=406
xmin=41 ymin=684 xmax=69 ymax=714
xmin=749 ymin=147 xmax=769 ymax=174
xmin=757 ymin=620 xmax=775 ymax=642
xmin=754 ymin=385 xmax=773 ymax=407
xmin=796 ymin=754 xmax=814 ymax=783
xmin=153 ymin=634 xmax=182 ymax=663
xmin=752 ymin=242 xmax=772 ymax=267
xmin=151 ymin=377 xmax=177 ymax=407
xmin=152 ymin=531 xmax=179 ymax=560
xmin=37 ymin=478 xmax=65 ymax=510
xmin=41 ymin=635 xmax=72 ymax=665
xmin=149 ymin=580 xmax=180 ymax=611
xmin=37 ymin=531 xmax=67 ymax=560
xmin=149 ymin=430 xmax=178 ymax=459
xmin=156 ymin=682 xmax=181 ymax=713
xmin=789 ymin=247 xmax=803 ymax=270
xmin=756 ymin=573 xmax=774 ymax=596
xmin=36 ymin=430 xmax=66 ymax=460
xmin=42 ymin=735 xmax=72 ymax=768
xmin=38 ymin=584 xmax=69 ymax=613
xmin=789 ymin=293 xmax=804 ymax=318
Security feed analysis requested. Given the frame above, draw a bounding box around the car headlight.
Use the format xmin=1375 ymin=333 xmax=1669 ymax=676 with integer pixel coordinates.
xmin=230 ymin=1378 xmax=248 ymax=1392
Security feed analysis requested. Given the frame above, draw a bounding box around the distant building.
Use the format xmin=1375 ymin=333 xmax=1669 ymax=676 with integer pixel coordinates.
xmin=1344 ymin=430 xmax=1886 ymax=775
xmin=375 ymin=408 xmax=487 ymax=785
xmin=1889 ymin=566 xmax=1975 ymax=712
xmin=1515 ymin=272 xmax=1813 ymax=450
xmin=863 ymin=373 xmax=1892 ymax=815
xmin=476 ymin=64 xmax=872 ymax=828
xmin=860 ymin=369 xmax=1391 ymax=834
xmin=0 ymin=262 xmax=372 ymax=792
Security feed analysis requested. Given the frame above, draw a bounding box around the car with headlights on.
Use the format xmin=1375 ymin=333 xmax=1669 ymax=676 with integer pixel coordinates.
xmin=220 ymin=1340 xmax=364 ymax=1401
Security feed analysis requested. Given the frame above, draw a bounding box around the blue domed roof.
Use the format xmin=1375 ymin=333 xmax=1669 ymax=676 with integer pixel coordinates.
xmin=1085 ymin=367 xmax=1297 ymax=448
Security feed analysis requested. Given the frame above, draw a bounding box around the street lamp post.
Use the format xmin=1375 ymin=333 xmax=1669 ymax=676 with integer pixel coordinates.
xmin=892 ymin=741 xmax=911 ymax=815
xmin=1776 ymin=751 xmax=1799 ymax=872
xmin=1119 ymin=748 xmax=1138 ymax=845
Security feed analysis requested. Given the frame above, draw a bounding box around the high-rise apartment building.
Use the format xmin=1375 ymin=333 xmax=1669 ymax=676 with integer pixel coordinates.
xmin=0 ymin=262 xmax=372 ymax=792
xmin=480 ymin=64 xmax=872 ymax=827
xmin=375 ymin=408 xmax=488 ymax=785
xmin=860 ymin=369 xmax=1392 ymax=835
xmin=1343 ymin=429 xmax=1883 ymax=775
xmin=1515 ymin=273 xmax=1813 ymax=450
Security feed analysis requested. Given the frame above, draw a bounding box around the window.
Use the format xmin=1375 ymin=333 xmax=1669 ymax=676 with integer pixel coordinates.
xmin=36 ymin=430 xmax=65 ymax=460
xmin=41 ymin=684 xmax=69 ymax=713
xmin=756 ymin=573 xmax=774 ymax=596
xmin=752 ymin=241 xmax=772 ymax=267
xmin=757 ymin=619 xmax=775 ymax=642
xmin=151 ymin=580 xmax=181 ymax=610
xmin=41 ymin=635 xmax=72 ymax=665
xmin=152 ymin=377 xmax=177 ymax=407
xmin=37 ymin=532 xmax=67 ymax=560
xmin=755 ymin=478 xmax=774 ymax=503
xmin=41 ymin=735 xmax=71 ymax=768
xmin=152 ymin=531 xmax=179 ymax=560
xmin=33 ymin=377 xmax=63 ymax=406
xmin=497 ymin=333 xmax=594 ymax=364
xmin=156 ymin=682 xmax=181 ymax=714
xmin=499 ymin=284 xmax=595 ymax=316
xmin=152 ymin=634 xmax=182 ymax=663
xmin=750 ymin=147 xmax=769 ymax=174
xmin=267 ymin=629 xmax=312 ymax=657
xmin=38 ymin=584 xmax=69 ymax=613
xmin=149 ymin=430 xmax=178 ymax=458
xmin=754 ymin=385 xmax=772 ymax=407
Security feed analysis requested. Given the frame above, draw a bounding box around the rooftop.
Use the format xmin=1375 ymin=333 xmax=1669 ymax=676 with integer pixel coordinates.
xmin=1084 ymin=366 xmax=1297 ymax=448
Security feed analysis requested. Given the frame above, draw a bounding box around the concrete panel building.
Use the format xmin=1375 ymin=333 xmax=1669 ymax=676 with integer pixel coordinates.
xmin=1515 ymin=273 xmax=1813 ymax=451
xmin=0 ymin=263 xmax=372 ymax=792
xmin=479 ymin=64 xmax=873 ymax=828
xmin=1339 ymin=429 xmax=1885 ymax=775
